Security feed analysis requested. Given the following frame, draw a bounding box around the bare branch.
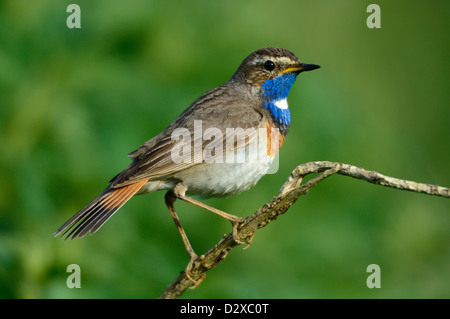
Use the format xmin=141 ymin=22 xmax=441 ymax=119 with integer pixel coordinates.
xmin=158 ymin=161 xmax=449 ymax=299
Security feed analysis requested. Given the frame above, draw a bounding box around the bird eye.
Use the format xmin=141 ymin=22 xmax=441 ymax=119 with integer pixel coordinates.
xmin=263 ymin=60 xmax=275 ymax=71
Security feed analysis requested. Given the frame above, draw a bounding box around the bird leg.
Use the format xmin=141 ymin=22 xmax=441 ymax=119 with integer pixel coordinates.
xmin=164 ymin=190 xmax=198 ymax=282
xmin=164 ymin=183 xmax=246 ymax=285
xmin=172 ymin=183 xmax=245 ymax=244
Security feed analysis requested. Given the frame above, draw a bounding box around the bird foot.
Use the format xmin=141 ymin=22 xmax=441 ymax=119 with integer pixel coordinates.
xmin=184 ymin=253 xmax=206 ymax=289
xmin=230 ymin=217 xmax=246 ymax=245
xmin=243 ymin=231 xmax=255 ymax=250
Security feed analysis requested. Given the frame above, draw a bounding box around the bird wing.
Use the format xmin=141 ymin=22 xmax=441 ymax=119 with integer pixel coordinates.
xmin=109 ymin=85 xmax=264 ymax=188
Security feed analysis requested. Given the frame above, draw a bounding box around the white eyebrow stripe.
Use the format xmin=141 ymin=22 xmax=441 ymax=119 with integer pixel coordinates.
xmin=274 ymin=98 xmax=288 ymax=110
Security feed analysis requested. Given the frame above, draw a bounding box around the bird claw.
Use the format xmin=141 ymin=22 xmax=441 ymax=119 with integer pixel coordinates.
xmin=243 ymin=231 xmax=255 ymax=250
xmin=184 ymin=254 xmax=206 ymax=289
xmin=188 ymin=273 xmax=206 ymax=289
xmin=230 ymin=218 xmax=245 ymax=245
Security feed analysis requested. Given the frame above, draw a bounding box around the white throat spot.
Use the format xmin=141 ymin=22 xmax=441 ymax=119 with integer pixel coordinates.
xmin=274 ymin=98 xmax=288 ymax=110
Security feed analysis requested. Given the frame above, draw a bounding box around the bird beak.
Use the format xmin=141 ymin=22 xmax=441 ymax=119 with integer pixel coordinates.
xmin=280 ymin=63 xmax=320 ymax=74
xmin=297 ymin=63 xmax=320 ymax=72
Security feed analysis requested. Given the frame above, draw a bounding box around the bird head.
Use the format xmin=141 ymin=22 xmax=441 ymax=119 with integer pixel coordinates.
xmin=230 ymin=47 xmax=320 ymax=87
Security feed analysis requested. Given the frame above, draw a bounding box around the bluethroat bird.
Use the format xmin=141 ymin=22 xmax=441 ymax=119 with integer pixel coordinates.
xmin=55 ymin=47 xmax=319 ymax=270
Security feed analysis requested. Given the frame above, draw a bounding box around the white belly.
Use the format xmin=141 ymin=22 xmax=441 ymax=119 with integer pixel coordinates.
xmin=173 ymin=155 xmax=274 ymax=197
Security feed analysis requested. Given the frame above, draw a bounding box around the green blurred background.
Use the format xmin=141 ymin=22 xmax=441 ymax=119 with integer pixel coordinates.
xmin=0 ymin=0 xmax=449 ymax=299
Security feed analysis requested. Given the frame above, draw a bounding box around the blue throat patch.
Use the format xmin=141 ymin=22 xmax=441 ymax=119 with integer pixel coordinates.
xmin=261 ymin=72 xmax=297 ymax=130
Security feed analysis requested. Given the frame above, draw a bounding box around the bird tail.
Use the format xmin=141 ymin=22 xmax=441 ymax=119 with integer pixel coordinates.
xmin=54 ymin=179 xmax=148 ymax=239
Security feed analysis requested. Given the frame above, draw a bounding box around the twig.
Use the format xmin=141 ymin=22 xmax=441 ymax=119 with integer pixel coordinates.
xmin=158 ymin=161 xmax=449 ymax=299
